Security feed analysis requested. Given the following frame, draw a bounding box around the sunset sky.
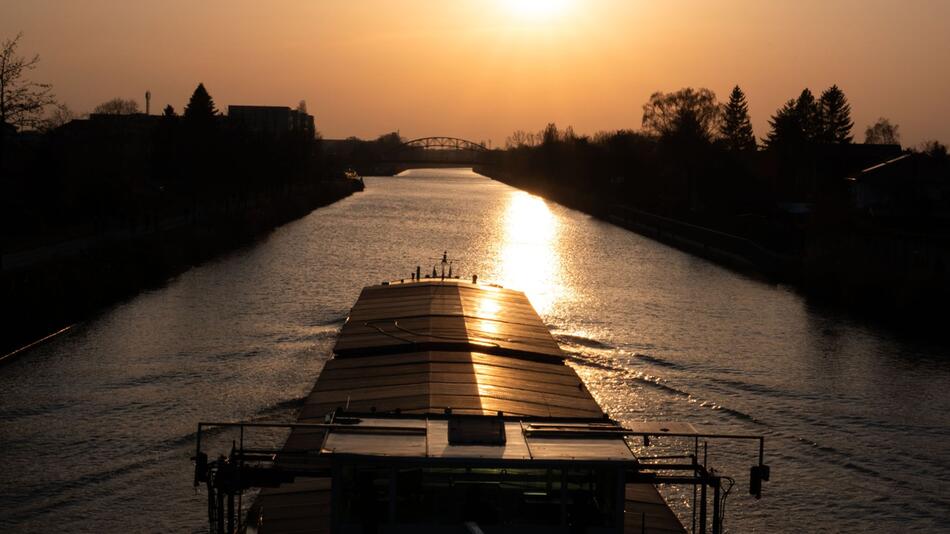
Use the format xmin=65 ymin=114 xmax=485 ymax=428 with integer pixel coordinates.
xmin=4 ymin=0 xmax=949 ymax=146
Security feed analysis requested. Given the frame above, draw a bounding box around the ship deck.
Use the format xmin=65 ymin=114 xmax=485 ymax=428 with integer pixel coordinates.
xmin=249 ymin=279 xmax=685 ymax=533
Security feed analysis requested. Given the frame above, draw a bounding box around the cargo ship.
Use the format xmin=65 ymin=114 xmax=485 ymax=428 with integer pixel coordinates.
xmin=194 ymin=257 xmax=768 ymax=533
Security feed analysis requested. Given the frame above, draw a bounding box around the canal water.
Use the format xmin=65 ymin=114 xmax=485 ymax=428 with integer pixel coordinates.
xmin=1 ymin=169 xmax=948 ymax=532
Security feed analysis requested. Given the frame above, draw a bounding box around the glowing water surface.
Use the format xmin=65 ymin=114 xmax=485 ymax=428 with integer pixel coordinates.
xmin=1 ymin=169 xmax=948 ymax=532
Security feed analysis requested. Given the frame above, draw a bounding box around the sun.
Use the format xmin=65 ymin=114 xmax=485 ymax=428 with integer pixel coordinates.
xmin=502 ymin=0 xmax=572 ymax=21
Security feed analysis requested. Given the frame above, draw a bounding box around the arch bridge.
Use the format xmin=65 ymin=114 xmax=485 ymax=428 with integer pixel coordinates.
xmin=402 ymin=137 xmax=489 ymax=152
xmin=386 ymin=136 xmax=489 ymax=172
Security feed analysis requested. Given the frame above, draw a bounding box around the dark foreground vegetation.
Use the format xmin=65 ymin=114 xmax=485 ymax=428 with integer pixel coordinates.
xmin=481 ymin=86 xmax=950 ymax=326
xmin=1 ymin=82 xmax=362 ymax=355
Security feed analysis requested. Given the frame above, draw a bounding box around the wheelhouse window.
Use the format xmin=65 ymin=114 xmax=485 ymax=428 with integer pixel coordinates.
xmin=334 ymin=463 xmax=623 ymax=533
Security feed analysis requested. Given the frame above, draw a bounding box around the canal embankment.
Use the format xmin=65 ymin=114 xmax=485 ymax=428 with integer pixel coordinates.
xmin=476 ymin=165 xmax=788 ymax=277
xmin=1 ymin=178 xmax=363 ymax=358
xmin=477 ymin=165 xmax=950 ymax=329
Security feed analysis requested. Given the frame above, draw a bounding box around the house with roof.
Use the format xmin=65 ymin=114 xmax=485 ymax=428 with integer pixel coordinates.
xmin=846 ymin=153 xmax=950 ymax=223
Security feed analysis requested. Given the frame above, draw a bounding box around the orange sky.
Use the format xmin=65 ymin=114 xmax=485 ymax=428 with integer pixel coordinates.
xmin=4 ymin=0 xmax=949 ymax=146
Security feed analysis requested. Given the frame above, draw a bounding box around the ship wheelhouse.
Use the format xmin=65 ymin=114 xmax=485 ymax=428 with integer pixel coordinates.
xmin=325 ymin=413 xmax=634 ymax=533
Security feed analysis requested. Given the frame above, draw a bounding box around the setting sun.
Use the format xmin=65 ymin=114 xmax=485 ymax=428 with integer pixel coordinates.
xmin=502 ymin=0 xmax=572 ymax=20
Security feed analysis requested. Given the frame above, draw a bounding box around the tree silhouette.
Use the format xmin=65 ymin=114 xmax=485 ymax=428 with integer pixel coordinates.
xmin=919 ymin=140 xmax=948 ymax=160
xmin=766 ymin=89 xmax=823 ymax=148
xmin=373 ymin=131 xmax=404 ymax=158
xmin=375 ymin=131 xmax=403 ymax=145
xmin=794 ymin=89 xmax=821 ymax=142
xmin=183 ymin=83 xmax=217 ymax=124
xmin=864 ymin=118 xmax=900 ymax=145
xmin=41 ymin=103 xmax=75 ymax=131
xmin=765 ymin=99 xmax=800 ymax=148
xmin=720 ymin=85 xmax=756 ymax=151
xmin=541 ymin=123 xmax=559 ymax=145
xmin=162 ymin=104 xmax=177 ymax=117
xmin=818 ymin=85 xmax=853 ymax=143
xmin=0 ymin=32 xmax=55 ymax=131
xmin=180 ymin=84 xmax=219 ymax=190
xmin=505 ymin=129 xmax=538 ymax=148
xmin=562 ymin=125 xmax=578 ymax=143
xmin=641 ymin=88 xmax=721 ymax=142
xmin=93 ymin=97 xmax=139 ymax=115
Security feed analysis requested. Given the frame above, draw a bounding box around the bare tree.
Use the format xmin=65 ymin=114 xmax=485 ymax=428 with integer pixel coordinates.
xmin=541 ymin=123 xmax=559 ymax=145
xmin=641 ymin=88 xmax=721 ymax=141
xmin=40 ymin=102 xmax=76 ymax=132
xmin=864 ymin=118 xmax=900 ymax=145
xmin=505 ymin=129 xmax=539 ymax=148
xmin=919 ymin=140 xmax=948 ymax=160
xmin=561 ymin=125 xmax=578 ymax=143
xmin=93 ymin=97 xmax=140 ymax=115
xmin=1 ymin=32 xmax=55 ymax=131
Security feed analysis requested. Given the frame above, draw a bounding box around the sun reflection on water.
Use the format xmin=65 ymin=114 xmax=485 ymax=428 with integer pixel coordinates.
xmin=498 ymin=190 xmax=563 ymax=315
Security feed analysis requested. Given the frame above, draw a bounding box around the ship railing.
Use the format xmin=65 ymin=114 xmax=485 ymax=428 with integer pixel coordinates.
xmin=193 ymin=420 xmax=768 ymax=534
xmin=620 ymin=426 xmax=769 ymax=534
xmin=520 ymin=422 xmax=769 ymax=533
xmin=193 ymin=420 xmax=427 ymax=534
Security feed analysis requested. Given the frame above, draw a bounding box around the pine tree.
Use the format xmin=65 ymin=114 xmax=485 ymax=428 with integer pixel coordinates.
xmin=720 ymin=85 xmax=756 ymax=151
xmin=181 ymin=84 xmax=218 ymax=184
xmin=794 ymin=88 xmax=820 ymax=142
xmin=766 ymin=89 xmax=828 ymax=148
xmin=183 ymin=83 xmax=217 ymax=123
xmin=819 ymin=85 xmax=854 ymax=143
xmin=765 ymin=99 xmax=800 ymax=148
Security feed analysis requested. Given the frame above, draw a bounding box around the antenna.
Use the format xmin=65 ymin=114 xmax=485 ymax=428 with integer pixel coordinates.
xmin=145 ymin=90 xmax=151 ymax=115
xmin=428 ymin=252 xmax=459 ymax=281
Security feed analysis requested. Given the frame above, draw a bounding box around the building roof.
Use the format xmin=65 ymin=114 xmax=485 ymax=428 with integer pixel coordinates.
xmin=847 ymin=153 xmax=950 ymax=185
xmin=228 ymin=104 xmax=293 ymax=112
xmin=847 ymin=154 xmax=914 ymax=182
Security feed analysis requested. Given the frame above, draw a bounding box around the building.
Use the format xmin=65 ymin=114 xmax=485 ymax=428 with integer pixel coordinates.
xmin=55 ymin=113 xmax=164 ymax=178
xmin=847 ymin=153 xmax=950 ymax=222
xmin=227 ymin=105 xmax=315 ymax=137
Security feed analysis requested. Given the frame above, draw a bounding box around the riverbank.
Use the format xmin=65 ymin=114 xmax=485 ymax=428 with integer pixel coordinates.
xmin=477 ymin=165 xmax=950 ymax=330
xmin=476 ymin=165 xmax=779 ymax=274
xmin=1 ymin=178 xmax=363 ymax=357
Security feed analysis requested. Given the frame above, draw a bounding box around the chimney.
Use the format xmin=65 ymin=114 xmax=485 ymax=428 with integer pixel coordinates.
xmin=145 ymin=90 xmax=151 ymax=115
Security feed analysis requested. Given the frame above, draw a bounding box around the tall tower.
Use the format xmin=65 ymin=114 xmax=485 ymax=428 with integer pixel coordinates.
xmin=145 ymin=90 xmax=151 ymax=115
